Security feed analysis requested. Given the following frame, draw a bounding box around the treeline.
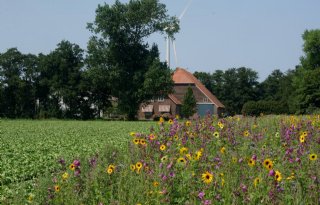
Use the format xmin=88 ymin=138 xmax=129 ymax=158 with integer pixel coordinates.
xmin=194 ymin=30 xmax=320 ymax=116
xmin=0 ymin=0 xmax=319 ymax=118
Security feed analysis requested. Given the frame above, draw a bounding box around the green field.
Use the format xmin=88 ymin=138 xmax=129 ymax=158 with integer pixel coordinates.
xmin=1 ymin=116 xmax=319 ymax=204
xmin=0 ymin=120 xmax=154 ymax=201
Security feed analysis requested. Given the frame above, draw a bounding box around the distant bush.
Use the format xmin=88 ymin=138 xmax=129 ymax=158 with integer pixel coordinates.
xmin=242 ymin=100 xmax=288 ymax=116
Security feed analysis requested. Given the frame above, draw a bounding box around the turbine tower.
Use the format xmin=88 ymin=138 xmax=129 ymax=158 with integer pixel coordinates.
xmin=165 ymin=0 xmax=193 ymax=68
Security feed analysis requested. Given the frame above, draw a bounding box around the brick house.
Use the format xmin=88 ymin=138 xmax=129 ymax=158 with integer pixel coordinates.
xmin=138 ymin=67 xmax=225 ymax=119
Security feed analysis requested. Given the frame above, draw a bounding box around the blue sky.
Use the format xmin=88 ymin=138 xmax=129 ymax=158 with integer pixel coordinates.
xmin=0 ymin=0 xmax=319 ymax=80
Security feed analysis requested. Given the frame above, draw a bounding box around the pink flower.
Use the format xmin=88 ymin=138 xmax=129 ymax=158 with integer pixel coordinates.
xmin=198 ymin=192 xmax=205 ymax=199
xmin=268 ymin=169 xmax=275 ymax=176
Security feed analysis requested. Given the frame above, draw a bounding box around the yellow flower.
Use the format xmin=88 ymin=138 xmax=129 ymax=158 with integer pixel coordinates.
xmin=232 ymin=157 xmax=237 ymax=163
xmin=108 ymin=164 xmax=115 ymax=171
xmin=133 ymin=138 xmax=140 ymax=145
xmin=201 ymin=171 xmax=213 ymax=184
xmin=218 ymin=121 xmax=224 ymax=129
xmin=309 ymin=153 xmax=317 ymax=161
xmin=185 ymin=121 xmax=191 ymax=126
xmin=213 ymin=131 xmax=220 ymax=138
xmin=177 ymin=157 xmax=187 ymax=165
xmin=159 ymin=117 xmax=164 ymax=123
xmin=254 ymin=177 xmax=261 ymax=187
xmin=186 ymin=153 xmax=192 ymax=160
xmin=179 ymin=147 xmax=188 ymax=155
xmin=175 ymin=115 xmax=180 ymax=119
xmin=286 ymin=172 xmax=295 ymax=180
xmin=300 ymin=134 xmax=305 ymax=143
xmin=107 ymin=164 xmax=115 ymax=174
xmin=139 ymin=139 xmax=146 ymax=146
xmin=248 ymin=158 xmax=255 ymax=167
xmin=168 ymin=119 xmax=173 ymax=124
xmin=69 ymin=163 xmax=75 ymax=171
xmin=161 ymin=155 xmax=168 ymax=162
xmin=243 ymin=130 xmax=250 ymax=137
xmin=27 ymin=193 xmax=34 ymax=202
xmin=54 ymin=185 xmax=60 ymax=192
xmin=160 ymin=144 xmax=166 ymax=151
xmin=62 ymin=172 xmax=69 ymax=180
xmin=136 ymin=162 xmax=143 ymax=170
xmin=174 ymin=134 xmax=179 ymax=141
xmin=221 ymin=178 xmax=225 ymax=186
xmin=220 ymin=147 xmax=226 ymax=154
xmin=130 ymin=164 xmax=136 ymax=171
xmin=275 ymin=171 xmax=282 ymax=182
xmin=107 ymin=168 xmax=113 ymax=175
xmin=263 ymin=159 xmax=273 ymax=170
xmin=153 ymin=181 xmax=159 ymax=187
xmin=252 ymin=124 xmax=257 ymax=129
xmin=194 ymin=150 xmax=202 ymax=160
xmin=130 ymin=132 xmax=136 ymax=137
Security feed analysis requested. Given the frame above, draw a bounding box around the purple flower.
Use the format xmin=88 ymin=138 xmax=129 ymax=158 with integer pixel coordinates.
xmin=169 ymin=172 xmax=175 ymax=178
xmin=240 ymin=184 xmax=247 ymax=193
xmin=203 ymin=200 xmax=212 ymax=205
xmin=73 ymin=159 xmax=80 ymax=167
xmin=198 ymin=191 xmax=205 ymax=199
xmin=252 ymin=154 xmax=257 ymax=161
xmin=268 ymin=169 xmax=275 ymax=176
xmin=74 ymin=169 xmax=81 ymax=176
xmin=167 ymin=162 xmax=173 ymax=169
xmin=58 ymin=158 xmax=65 ymax=166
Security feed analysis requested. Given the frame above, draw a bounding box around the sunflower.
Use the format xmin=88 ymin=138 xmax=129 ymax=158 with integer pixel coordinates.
xmin=129 ymin=132 xmax=136 ymax=137
xmin=218 ymin=122 xmax=224 ymax=129
xmin=161 ymin=155 xmax=168 ymax=162
xmin=108 ymin=164 xmax=115 ymax=171
xmin=286 ymin=172 xmax=295 ymax=180
xmin=179 ymin=147 xmax=188 ymax=155
xmin=309 ymin=153 xmax=317 ymax=161
xmin=136 ymin=162 xmax=143 ymax=170
xmin=177 ymin=157 xmax=187 ymax=165
xmin=232 ymin=157 xmax=237 ymax=163
xmin=62 ymin=172 xmax=69 ymax=180
xmin=213 ymin=131 xmax=220 ymax=138
xmin=160 ymin=144 xmax=166 ymax=151
xmin=243 ymin=130 xmax=250 ymax=137
xmin=186 ymin=153 xmax=192 ymax=160
xmin=201 ymin=171 xmax=213 ymax=184
xmin=175 ymin=115 xmax=180 ymax=119
xmin=275 ymin=171 xmax=282 ymax=182
xmin=185 ymin=121 xmax=191 ymax=127
xmin=300 ymin=135 xmax=305 ymax=143
xmin=194 ymin=150 xmax=202 ymax=160
xmin=130 ymin=164 xmax=136 ymax=171
xmin=263 ymin=159 xmax=273 ymax=170
xmin=254 ymin=177 xmax=261 ymax=187
xmin=174 ymin=134 xmax=179 ymax=141
xmin=107 ymin=168 xmax=113 ymax=175
xmin=139 ymin=139 xmax=146 ymax=145
xmin=220 ymin=147 xmax=226 ymax=154
xmin=69 ymin=163 xmax=75 ymax=171
xmin=133 ymin=138 xmax=140 ymax=145
xmin=153 ymin=181 xmax=159 ymax=187
xmin=248 ymin=158 xmax=255 ymax=167
xmin=168 ymin=119 xmax=173 ymax=125
xmin=301 ymin=131 xmax=308 ymax=136
xmin=54 ymin=185 xmax=60 ymax=192
xmin=159 ymin=117 xmax=164 ymax=123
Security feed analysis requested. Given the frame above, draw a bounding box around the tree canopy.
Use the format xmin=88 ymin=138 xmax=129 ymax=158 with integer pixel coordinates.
xmin=86 ymin=0 xmax=177 ymax=120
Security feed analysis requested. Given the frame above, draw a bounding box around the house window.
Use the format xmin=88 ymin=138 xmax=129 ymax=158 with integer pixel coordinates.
xmin=203 ymin=97 xmax=210 ymax=103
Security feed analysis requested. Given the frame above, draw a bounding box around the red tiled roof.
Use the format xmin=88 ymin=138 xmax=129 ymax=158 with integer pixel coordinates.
xmin=173 ymin=68 xmax=225 ymax=108
xmin=168 ymin=94 xmax=182 ymax=105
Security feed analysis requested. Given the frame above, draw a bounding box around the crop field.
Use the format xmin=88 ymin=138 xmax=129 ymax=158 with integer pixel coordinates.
xmin=1 ymin=116 xmax=320 ymax=204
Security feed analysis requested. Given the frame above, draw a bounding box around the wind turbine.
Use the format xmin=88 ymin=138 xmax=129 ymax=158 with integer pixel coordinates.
xmin=165 ymin=0 xmax=193 ymax=68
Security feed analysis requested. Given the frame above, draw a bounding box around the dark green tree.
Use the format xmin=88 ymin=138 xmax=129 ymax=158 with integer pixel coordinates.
xmin=181 ymin=87 xmax=197 ymax=118
xmin=0 ymin=48 xmax=38 ymax=118
xmin=87 ymin=0 xmax=177 ymax=120
xmin=292 ymin=29 xmax=320 ymax=113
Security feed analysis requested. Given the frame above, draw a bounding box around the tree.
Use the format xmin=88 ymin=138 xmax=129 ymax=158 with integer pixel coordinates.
xmin=37 ymin=41 xmax=86 ymax=118
xmin=0 ymin=48 xmax=38 ymax=118
xmin=87 ymin=0 xmax=177 ymax=120
xmin=292 ymin=29 xmax=320 ymax=113
xmin=181 ymin=87 xmax=197 ymax=118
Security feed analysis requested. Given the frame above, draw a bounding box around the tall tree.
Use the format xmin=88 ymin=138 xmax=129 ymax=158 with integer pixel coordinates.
xmin=87 ymin=0 xmax=177 ymax=120
xmin=181 ymin=87 xmax=197 ymax=118
xmin=293 ymin=29 xmax=320 ymax=113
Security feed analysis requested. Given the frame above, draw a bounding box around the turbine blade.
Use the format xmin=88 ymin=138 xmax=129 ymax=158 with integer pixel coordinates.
xmin=179 ymin=0 xmax=193 ymax=20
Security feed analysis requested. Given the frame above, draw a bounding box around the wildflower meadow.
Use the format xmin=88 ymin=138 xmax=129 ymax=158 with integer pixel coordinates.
xmin=1 ymin=115 xmax=320 ymax=204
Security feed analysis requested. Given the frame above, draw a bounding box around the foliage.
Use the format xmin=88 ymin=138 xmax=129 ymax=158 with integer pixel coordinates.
xmin=181 ymin=87 xmax=197 ymax=118
xmin=2 ymin=116 xmax=320 ymax=204
xmin=242 ymin=100 xmax=289 ymax=116
xmin=87 ymin=0 xmax=177 ymax=120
